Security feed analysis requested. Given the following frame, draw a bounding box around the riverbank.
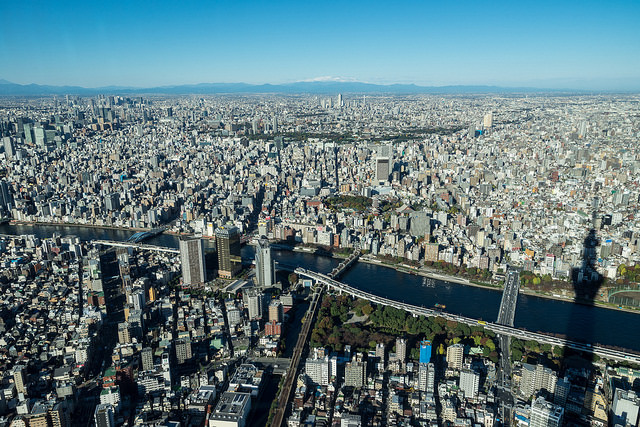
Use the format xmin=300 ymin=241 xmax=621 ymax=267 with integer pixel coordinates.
xmin=358 ymin=254 xmax=640 ymax=316
xmin=9 ymin=220 xmax=150 ymax=234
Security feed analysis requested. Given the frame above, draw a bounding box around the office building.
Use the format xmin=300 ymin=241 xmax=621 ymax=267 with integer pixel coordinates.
xmin=228 ymin=364 xmax=264 ymax=398
xmin=255 ymin=238 xmax=275 ymax=288
xmin=180 ymin=237 xmax=206 ymax=287
xmin=3 ymin=137 xmax=15 ymax=159
xmin=0 ymin=180 xmax=13 ymax=213
xmin=209 ymin=391 xmax=252 ymax=427
xmin=104 ymin=192 xmax=120 ymax=212
xmin=612 ymin=389 xmax=640 ymax=427
xmin=140 ymin=347 xmax=153 ymax=371
xmin=530 ymin=396 xmax=564 ymax=427
xmin=94 ymin=404 xmax=115 ymax=427
xmin=375 ymin=157 xmax=390 ymax=184
xmin=446 ymin=343 xmax=464 ymax=370
xmin=216 ymin=226 xmax=241 ymax=279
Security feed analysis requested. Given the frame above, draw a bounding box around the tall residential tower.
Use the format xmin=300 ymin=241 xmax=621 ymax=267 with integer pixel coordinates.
xmin=179 ymin=237 xmax=206 ymax=287
xmin=256 ymin=237 xmax=275 ymax=288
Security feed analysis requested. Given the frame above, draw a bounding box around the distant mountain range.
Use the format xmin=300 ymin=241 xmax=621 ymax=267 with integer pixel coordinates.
xmin=0 ymin=79 xmax=614 ymax=96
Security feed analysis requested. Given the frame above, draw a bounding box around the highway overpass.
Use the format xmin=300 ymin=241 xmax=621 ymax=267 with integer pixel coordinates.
xmin=295 ymin=267 xmax=640 ymax=365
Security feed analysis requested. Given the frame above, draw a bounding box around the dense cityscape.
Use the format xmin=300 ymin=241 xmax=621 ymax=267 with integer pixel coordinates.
xmin=0 ymin=92 xmax=638 ymax=427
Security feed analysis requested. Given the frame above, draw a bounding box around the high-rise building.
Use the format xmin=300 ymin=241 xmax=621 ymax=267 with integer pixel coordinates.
xmin=553 ymin=377 xmax=570 ymax=406
xmin=530 ymin=396 xmax=564 ymax=427
xmin=419 ymin=340 xmax=432 ymax=364
xmin=13 ymin=365 xmax=27 ymax=396
xmin=375 ymin=157 xmax=390 ymax=184
xmin=578 ymin=120 xmax=587 ymax=138
xmin=460 ymin=369 xmax=480 ymax=399
xmin=175 ymin=338 xmax=192 ymax=364
xmin=180 ymin=237 xmax=206 ymax=286
xmin=375 ymin=145 xmax=392 ymax=184
xmin=3 ymin=137 xmax=15 ymax=159
xmin=305 ymin=355 xmax=331 ymax=386
xmin=256 ymin=238 xmax=275 ymax=288
xmin=117 ymin=322 xmax=131 ymax=344
xmin=140 ymin=347 xmax=153 ymax=371
xmin=446 ymin=343 xmax=464 ymax=370
xmin=418 ymin=362 xmax=435 ymax=392
xmin=246 ymin=289 xmax=264 ymax=320
xmin=520 ymin=363 xmax=558 ymax=398
xmin=375 ymin=343 xmax=385 ymax=361
xmin=483 ymin=112 xmax=493 ymax=129
xmin=268 ymin=300 xmax=283 ymax=323
xmin=396 ymin=338 xmax=407 ymax=364
xmin=418 ymin=363 xmax=428 ymax=391
xmin=0 ymin=180 xmax=12 ymax=213
xmin=345 ymin=356 xmax=367 ymax=388
xmin=94 ymin=403 xmax=115 ymax=427
xmin=49 ymin=402 xmax=71 ymax=427
xmin=216 ymin=226 xmax=241 ymax=279
xmin=612 ymin=389 xmax=640 ymax=427
xmin=104 ymin=192 xmax=120 ymax=212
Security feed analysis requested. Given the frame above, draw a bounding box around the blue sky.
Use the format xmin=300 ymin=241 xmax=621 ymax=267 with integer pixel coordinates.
xmin=1 ymin=0 xmax=639 ymax=89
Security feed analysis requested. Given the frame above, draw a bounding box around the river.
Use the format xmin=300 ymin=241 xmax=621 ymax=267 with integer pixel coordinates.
xmin=1 ymin=223 xmax=637 ymax=352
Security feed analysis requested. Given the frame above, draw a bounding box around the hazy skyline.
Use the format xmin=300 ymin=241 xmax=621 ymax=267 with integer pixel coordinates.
xmin=1 ymin=0 xmax=639 ymax=90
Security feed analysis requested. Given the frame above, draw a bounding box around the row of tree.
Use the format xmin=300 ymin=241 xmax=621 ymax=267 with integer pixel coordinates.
xmin=310 ymin=294 xmax=500 ymax=363
xmin=324 ymin=195 xmax=372 ymax=213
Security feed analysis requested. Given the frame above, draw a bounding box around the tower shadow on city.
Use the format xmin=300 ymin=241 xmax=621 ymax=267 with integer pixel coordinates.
xmin=558 ymin=208 xmax=604 ymax=425
xmin=565 ymin=226 xmax=603 ymax=361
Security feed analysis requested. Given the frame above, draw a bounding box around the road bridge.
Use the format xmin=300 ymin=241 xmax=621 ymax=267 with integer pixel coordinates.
xmin=93 ymin=240 xmax=179 ymax=254
xmin=497 ymin=269 xmax=520 ymax=327
xmin=495 ymin=268 xmax=520 ymax=400
xmin=328 ymin=248 xmax=360 ymax=279
xmin=274 ymin=261 xmax=297 ymax=272
xmin=295 ymin=267 xmax=640 ymax=365
xmin=125 ymin=227 xmax=166 ymax=243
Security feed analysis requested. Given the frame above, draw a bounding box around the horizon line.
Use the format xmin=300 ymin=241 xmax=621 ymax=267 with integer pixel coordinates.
xmin=2 ymin=78 xmax=640 ymax=94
